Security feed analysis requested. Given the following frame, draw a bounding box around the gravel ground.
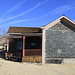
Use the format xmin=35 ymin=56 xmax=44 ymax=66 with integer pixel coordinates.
xmin=0 ymin=58 xmax=75 ymax=75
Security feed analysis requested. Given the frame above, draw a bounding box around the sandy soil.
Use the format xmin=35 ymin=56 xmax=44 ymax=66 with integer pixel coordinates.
xmin=0 ymin=58 xmax=75 ymax=75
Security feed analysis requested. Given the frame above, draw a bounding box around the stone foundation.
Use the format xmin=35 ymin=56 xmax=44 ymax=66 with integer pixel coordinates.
xmin=63 ymin=58 xmax=75 ymax=64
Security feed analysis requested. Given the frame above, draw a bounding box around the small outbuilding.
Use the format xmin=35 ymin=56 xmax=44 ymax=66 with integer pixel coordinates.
xmin=6 ymin=15 xmax=75 ymax=63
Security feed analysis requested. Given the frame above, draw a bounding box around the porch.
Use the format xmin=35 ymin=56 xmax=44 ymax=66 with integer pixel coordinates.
xmin=6 ymin=33 xmax=42 ymax=62
xmin=22 ymin=34 xmax=42 ymax=62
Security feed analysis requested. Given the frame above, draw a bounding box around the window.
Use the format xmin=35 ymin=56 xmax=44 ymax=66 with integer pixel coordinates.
xmin=17 ymin=42 xmax=22 ymax=50
xmin=31 ymin=42 xmax=35 ymax=46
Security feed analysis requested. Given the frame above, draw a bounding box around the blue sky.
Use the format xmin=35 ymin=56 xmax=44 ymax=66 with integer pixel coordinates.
xmin=0 ymin=0 xmax=75 ymax=32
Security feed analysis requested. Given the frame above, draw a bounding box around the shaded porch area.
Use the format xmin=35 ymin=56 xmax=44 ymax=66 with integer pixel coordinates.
xmin=22 ymin=35 xmax=42 ymax=62
xmin=6 ymin=33 xmax=42 ymax=62
xmin=23 ymin=36 xmax=42 ymax=56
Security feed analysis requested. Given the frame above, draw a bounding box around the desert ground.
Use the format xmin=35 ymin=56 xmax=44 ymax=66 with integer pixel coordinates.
xmin=0 ymin=58 xmax=75 ymax=75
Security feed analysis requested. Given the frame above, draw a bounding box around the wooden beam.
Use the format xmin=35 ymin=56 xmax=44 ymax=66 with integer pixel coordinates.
xmin=7 ymin=35 xmax=22 ymax=39
xmin=22 ymin=33 xmax=42 ymax=36
xmin=23 ymin=36 xmax=25 ymax=57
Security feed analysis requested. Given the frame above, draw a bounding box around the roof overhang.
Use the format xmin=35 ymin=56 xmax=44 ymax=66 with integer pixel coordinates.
xmin=41 ymin=15 xmax=75 ymax=30
xmin=22 ymin=33 xmax=42 ymax=36
xmin=7 ymin=35 xmax=22 ymax=39
xmin=8 ymin=33 xmax=22 ymax=35
xmin=7 ymin=33 xmax=42 ymax=39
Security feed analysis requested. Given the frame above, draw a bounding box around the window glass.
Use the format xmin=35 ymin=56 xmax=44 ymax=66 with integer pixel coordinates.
xmin=31 ymin=42 xmax=35 ymax=46
xmin=17 ymin=42 xmax=22 ymax=50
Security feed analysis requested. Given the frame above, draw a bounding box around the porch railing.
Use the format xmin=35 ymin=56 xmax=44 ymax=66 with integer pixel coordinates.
xmin=25 ymin=49 xmax=42 ymax=56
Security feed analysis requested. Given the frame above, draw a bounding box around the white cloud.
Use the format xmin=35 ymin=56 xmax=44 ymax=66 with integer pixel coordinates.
xmin=0 ymin=0 xmax=49 ymax=23
xmin=0 ymin=5 xmax=75 ymax=26
xmin=50 ymin=5 xmax=74 ymax=15
xmin=1 ymin=0 xmax=26 ymax=18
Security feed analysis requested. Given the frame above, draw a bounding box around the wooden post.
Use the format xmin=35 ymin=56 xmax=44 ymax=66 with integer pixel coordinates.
xmin=5 ymin=39 xmax=8 ymax=57
xmin=40 ymin=36 xmax=42 ymax=56
xmin=23 ymin=36 xmax=25 ymax=57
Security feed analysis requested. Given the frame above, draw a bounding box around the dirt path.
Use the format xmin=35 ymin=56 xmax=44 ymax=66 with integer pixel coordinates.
xmin=0 ymin=58 xmax=75 ymax=75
